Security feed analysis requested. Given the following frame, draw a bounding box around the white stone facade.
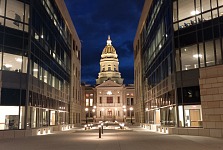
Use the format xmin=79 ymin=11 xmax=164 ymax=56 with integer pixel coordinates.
xmin=95 ymin=80 xmax=125 ymax=122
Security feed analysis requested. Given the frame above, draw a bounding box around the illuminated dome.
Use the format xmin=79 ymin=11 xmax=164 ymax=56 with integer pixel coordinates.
xmin=96 ymin=35 xmax=123 ymax=85
xmin=102 ymin=35 xmax=117 ymax=55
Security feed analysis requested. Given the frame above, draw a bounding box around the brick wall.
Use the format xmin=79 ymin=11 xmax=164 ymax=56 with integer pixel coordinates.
xmin=199 ymin=65 xmax=223 ymax=138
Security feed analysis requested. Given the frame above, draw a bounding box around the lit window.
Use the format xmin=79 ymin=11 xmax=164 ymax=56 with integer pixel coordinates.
xmin=90 ymin=99 xmax=93 ymax=106
xmin=86 ymin=99 xmax=89 ymax=106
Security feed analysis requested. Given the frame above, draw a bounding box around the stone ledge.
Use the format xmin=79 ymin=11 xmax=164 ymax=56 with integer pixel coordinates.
xmin=178 ymin=128 xmax=189 ymax=135
xmin=198 ymin=128 xmax=210 ymax=136
xmin=14 ymin=130 xmax=25 ymax=138
xmin=0 ymin=124 xmax=75 ymax=139
xmin=3 ymin=130 xmax=14 ymax=139
xmin=0 ymin=131 xmax=3 ymax=139
xmin=188 ymin=128 xmax=199 ymax=136
xmin=210 ymin=129 xmax=222 ymax=138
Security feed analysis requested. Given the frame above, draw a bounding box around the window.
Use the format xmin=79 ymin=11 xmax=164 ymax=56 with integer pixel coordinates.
xmin=108 ymin=65 xmax=111 ymax=71
xmin=99 ymin=97 xmax=102 ymax=104
xmin=86 ymin=94 xmax=89 ymax=97
xmin=117 ymin=97 xmax=120 ymax=103
xmin=2 ymin=53 xmax=27 ymax=73
xmin=178 ymin=0 xmax=197 ymax=21
xmin=32 ymin=62 xmax=38 ymax=78
xmin=5 ymin=0 xmax=27 ymax=31
xmin=86 ymin=99 xmax=89 ymax=106
xmin=131 ymin=98 xmax=134 ymax=105
xmin=90 ymin=98 xmax=93 ymax=106
xmin=43 ymin=69 xmax=48 ymax=83
xmin=0 ymin=0 xmax=5 ymax=17
xmin=127 ymin=98 xmax=130 ymax=106
xmin=107 ymin=97 xmax=113 ymax=103
xmin=181 ymin=44 xmax=199 ymax=71
xmin=219 ymin=0 xmax=223 ymax=6
xmin=114 ymin=65 xmax=117 ymax=71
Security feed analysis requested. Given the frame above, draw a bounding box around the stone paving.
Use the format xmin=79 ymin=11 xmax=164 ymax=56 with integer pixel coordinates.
xmin=0 ymin=126 xmax=223 ymax=150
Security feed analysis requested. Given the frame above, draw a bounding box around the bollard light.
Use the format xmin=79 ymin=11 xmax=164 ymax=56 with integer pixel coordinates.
xmin=98 ymin=125 xmax=101 ymax=138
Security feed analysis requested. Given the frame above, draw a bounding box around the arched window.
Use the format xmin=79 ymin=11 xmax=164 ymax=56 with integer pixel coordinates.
xmin=114 ymin=65 xmax=117 ymax=71
xmin=108 ymin=65 xmax=111 ymax=71
xmin=102 ymin=65 xmax=105 ymax=71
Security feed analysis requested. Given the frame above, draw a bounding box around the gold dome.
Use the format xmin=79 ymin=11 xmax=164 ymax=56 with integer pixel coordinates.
xmin=102 ymin=35 xmax=117 ymax=54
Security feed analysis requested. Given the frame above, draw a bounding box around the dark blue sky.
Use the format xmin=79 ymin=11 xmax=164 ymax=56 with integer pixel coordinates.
xmin=64 ymin=0 xmax=145 ymax=84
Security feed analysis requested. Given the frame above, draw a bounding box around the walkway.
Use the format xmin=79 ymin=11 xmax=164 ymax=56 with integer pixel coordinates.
xmin=0 ymin=126 xmax=222 ymax=150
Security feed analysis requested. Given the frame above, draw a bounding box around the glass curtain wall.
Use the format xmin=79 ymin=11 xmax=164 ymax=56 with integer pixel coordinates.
xmin=173 ymin=0 xmax=223 ymax=127
xmin=0 ymin=0 xmax=71 ymax=130
xmin=142 ymin=0 xmax=176 ymax=127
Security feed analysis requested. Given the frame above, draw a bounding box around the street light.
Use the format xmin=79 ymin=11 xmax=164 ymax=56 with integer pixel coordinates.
xmin=85 ymin=108 xmax=89 ymax=124
xmin=92 ymin=109 xmax=95 ymax=122
xmin=130 ymin=107 xmax=133 ymax=124
xmin=123 ymin=106 xmax=126 ymax=122
xmin=101 ymin=108 xmax=104 ymax=121
xmin=92 ymin=106 xmax=97 ymax=122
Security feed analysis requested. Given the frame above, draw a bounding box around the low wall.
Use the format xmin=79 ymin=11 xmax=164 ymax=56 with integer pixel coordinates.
xmin=0 ymin=124 xmax=76 ymax=139
xmin=140 ymin=123 xmax=223 ymax=138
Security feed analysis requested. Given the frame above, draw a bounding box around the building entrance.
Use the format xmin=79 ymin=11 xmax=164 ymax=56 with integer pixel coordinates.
xmin=107 ymin=110 xmax=112 ymax=117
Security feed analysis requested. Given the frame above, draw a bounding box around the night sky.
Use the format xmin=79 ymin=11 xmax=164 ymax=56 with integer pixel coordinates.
xmin=64 ymin=0 xmax=145 ymax=85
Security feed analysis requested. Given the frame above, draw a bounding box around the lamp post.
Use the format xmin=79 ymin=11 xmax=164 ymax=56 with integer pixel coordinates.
xmin=92 ymin=109 xmax=95 ymax=123
xmin=102 ymin=108 xmax=104 ymax=121
xmin=130 ymin=107 xmax=133 ymax=124
xmin=85 ymin=108 xmax=88 ymax=124
xmin=93 ymin=106 xmax=96 ymax=122
xmin=123 ymin=105 xmax=126 ymax=122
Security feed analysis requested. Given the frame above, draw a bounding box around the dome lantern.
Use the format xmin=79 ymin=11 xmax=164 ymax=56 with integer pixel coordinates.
xmin=107 ymin=35 xmax=112 ymax=46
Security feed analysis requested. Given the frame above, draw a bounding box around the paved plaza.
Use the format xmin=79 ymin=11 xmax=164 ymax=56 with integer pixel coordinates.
xmin=0 ymin=126 xmax=223 ymax=150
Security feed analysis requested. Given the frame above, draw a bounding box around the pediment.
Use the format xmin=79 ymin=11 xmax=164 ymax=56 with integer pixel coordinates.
xmin=96 ymin=80 xmax=122 ymax=88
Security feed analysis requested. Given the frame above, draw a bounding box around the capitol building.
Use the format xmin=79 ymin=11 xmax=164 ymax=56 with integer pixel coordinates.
xmin=82 ymin=36 xmax=135 ymax=123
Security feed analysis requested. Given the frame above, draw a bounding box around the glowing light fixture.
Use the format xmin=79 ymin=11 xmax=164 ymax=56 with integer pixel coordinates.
xmin=193 ymin=54 xmax=202 ymax=58
xmin=5 ymin=64 xmax=12 ymax=68
xmin=33 ymin=69 xmax=38 ymax=72
xmin=107 ymin=91 xmax=112 ymax=95
xmin=190 ymin=10 xmax=200 ymax=15
xmin=15 ymin=58 xmax=22 ymax=62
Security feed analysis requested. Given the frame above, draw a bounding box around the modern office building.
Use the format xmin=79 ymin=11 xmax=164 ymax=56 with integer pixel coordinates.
xmin=82 ymin=36 xmax=135 ymax=123
xmin=134 ymin=0 xmax=223 ymax=137
xmin=0 ymin=0 xmax=81 ymax=131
